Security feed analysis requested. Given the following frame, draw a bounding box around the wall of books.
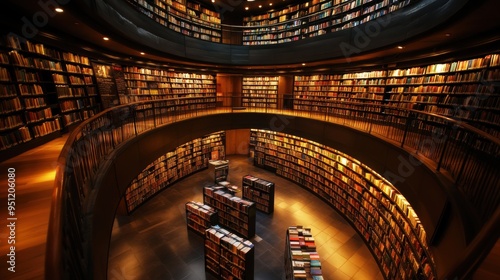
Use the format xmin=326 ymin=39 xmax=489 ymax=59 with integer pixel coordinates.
xmin=250 ymin=129 xmax=435 ymax=280
xmin=121 ymin=66 xmax=217 ymax=105
xmin=242 ymin=0 xmax=417 ymax=45
xmin=124 ymin=131 xmax=225 ymax=213
xmin=127 ymin=0 xmax=221 ymax=42
xmin=0 ymin=34 xmax=100 ymax=154
xmin=293 ymin=53 xmax=500 ymax=137
xmin=242 ymin=76 xmax=279 ymax=108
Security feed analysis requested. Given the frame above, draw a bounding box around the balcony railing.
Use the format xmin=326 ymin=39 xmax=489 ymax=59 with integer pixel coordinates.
xmin=46 ymin=96 xmax=499 ymax=279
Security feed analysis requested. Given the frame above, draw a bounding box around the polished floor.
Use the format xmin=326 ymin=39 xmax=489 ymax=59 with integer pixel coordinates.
xmin=107 ymin=155 xmax=385 ymax=280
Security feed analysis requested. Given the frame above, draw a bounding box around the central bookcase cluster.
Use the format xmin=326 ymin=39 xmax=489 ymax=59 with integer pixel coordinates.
xmin=126 ymin=0 xmax=221 ymax=42
xmin=124 ymin=131 xmax=225 ymax=213
xmin=242 ymin=76 xmax=279 ymax=108
xmin=242 ymin=0 xmax=417 ymax=45
xmin=0 ymin=34 xmax=100 ymax=153
xmin=284 ymin=226 xmax=323 ymax=280
xmin=203 ymin=185 xmax=256 ymax=239
xmin=250 ymin=129 xmax=435 ymax=280
xmin=293 ymin=53 xmax=500 ymax=137
xmin=121 ymin=66 xmax=217 ymax=104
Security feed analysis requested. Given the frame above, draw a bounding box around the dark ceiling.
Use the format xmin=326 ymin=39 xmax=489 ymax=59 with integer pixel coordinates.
xmin=2 ymin=0 xmax=500 ymax=73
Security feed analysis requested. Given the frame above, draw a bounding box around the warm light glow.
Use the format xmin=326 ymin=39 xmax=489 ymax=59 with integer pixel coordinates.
xmin=397 ymin=46 xmax=403 ymax=49
xmin=140 ymin=52 xmax=145 ymax=55
xmin=55 ymin=8 xmax=63 ymax=13
xmin=32 ymin=170 xmax=57 ymax=184
xmin=445 ymin=33 xmax=451 ymax=37
xmin=302 ymin=63 xmax=306 ymax=66
xmin=259 ymin=5 xmax=262 ymax=8
xmin=245 ymin=7 xmax=249 ymax=10
xmin=270 ymin=3 xmax=273 ymax=6
xmin=103 ymin=37 xmax=109 ymax=41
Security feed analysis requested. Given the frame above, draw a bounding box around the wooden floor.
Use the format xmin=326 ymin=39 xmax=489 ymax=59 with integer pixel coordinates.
xmin=0 ymin=134 xmax=67 ymax=280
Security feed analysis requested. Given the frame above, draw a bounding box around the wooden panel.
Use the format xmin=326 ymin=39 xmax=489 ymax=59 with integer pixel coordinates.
xmin=225 ymin=129 xmax=250 ymax=155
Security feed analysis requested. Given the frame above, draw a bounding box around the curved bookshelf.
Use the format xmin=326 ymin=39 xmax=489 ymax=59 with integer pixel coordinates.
xmin=250 ymin=128 xmax=436 ymax=280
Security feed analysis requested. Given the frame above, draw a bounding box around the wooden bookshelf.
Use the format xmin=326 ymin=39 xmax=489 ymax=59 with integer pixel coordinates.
xmin=121 ymin=65 xmax=217 ymax=105
xmin=124 ymin=131 xmax=225 ymax=213
xmin=251 ymin=129 xmax=436 ymax=280
xmin=242 ymin=174 xmax=275 ymax=214
xmin=242 ymin=76 xmax=279 ymax=108
xmin=185 ymin=201 xmax=218 ymax=236
xmin=205 ymin=225 xmax=255 ymax=280
xmin=209 ymin=159 xmax=229 ymax=183
xmin=203 ymin=185 xmax=256 ymax=239
xmin=126 ymin=0 xmax=221 ymax=43
xmin=242 ymin=0 xmax=416 ymax=45
xmin=284 ymin=226 xmax=323 ymax=280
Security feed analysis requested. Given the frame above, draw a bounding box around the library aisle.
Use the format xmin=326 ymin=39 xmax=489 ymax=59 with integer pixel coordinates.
xmin=0 ymin=135 xmax=68 ymax=280
xmin=108 ymin=155 xmax=384 ymax=280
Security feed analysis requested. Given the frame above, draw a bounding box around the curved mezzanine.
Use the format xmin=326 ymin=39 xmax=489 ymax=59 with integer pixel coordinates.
xmin=46 ymin=98 xmax=499 ymax=279
xmin=76 ymin=0 xmax=472 ymax=66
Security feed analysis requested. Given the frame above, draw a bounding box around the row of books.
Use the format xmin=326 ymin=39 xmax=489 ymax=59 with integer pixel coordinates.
xmin=285 ymin=226 xmax=323 ymax=280
xmin=125 ymin=131 xmax=225 ymax=212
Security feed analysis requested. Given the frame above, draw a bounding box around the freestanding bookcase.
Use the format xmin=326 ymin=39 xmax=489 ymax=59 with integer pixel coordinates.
xmin=205 ymin=225 xmax=254 ymax=280
xmin=284 ymin=225 xmax=323 ymax=280
xmin=209 ymin=159 xmax=229 ymax=183
xmin=203 ymin=185 xmax=256 ymax=239
xmin=185 ymin=201 xmax=218 ymax=236
xmin=242 ymin=174 xmax=275 ymax=214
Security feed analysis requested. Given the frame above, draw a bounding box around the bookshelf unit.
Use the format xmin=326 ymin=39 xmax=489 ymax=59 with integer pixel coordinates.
xmin=209 ymin=160 xmax=229 ymax=183
xmin=58 ymin=52 xmax=99 ymax=127
xmin=203 ymin=185 xmax=256 ymax=239
xmin=242 ymin=76 xmax=279 ymax=108
xmin=251 ymin=129 xmax=436 ymax=280
xmin=284 ymin=226 xmax=323 ymax=280
xmin=242 ymin=174 xmax=275 ymax=214
xmin=242 ymin=0 xmax=416 ymax=45
xmin=205 ymin=225 xmax=255 ymax=280
xmin=126 ymin=0 xmax=222 ymax=43
xmin=185 ymin=201 xmax=218 ymax=236
xmin=124 ymin=131 xmax=225 ymax=213
xmin=121 ymin=65 xmax=217 ymax=105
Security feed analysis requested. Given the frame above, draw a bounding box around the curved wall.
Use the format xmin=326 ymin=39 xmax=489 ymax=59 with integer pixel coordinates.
xmin=82 ymin=0 xmax=469 ymax=65
xmin=88 ymin=112 xmax=464 ymax=279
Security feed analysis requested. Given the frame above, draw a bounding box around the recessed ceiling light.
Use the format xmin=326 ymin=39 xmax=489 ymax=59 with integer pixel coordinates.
xmin=245 ymin=7 xmax=249 ymax=10
xmin=259 ymin=5 xmax=262 ymax=8
xmin=55 ymin=8 xmax=63 ymax=13
xmin=103 ymin=37 xmax=109 ymax=41
xmin=270 ymin=3 xmax=273 ymax=6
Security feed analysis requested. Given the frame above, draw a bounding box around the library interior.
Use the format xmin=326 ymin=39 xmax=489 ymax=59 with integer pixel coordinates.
xmin=0 ymin=0 xmax=499 ymax=279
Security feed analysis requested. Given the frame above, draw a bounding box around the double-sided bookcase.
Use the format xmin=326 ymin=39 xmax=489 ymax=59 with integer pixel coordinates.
xmin=205 ymin=225 xmax=255 ymax=280
xmin=203 ymin=185 xmax=256 ymax=239
xmin=251 ymin=129 xmax=435 ymax=280
xmin=242 ymin=0 xmax=416 ymax=45
xmin=293 ymin=53 xmax=500 ymax=137
xmin=242 ymin=174 xmax=275 ymax=214
xmin=124 ymin=131 xmax=225 ymax=213
xmin=126 ymin=0 xmax=221 ymax=43
xmin=284 ymin=226 xmax=323 ymax=280
xmin=185 ymin=201 xmax=218 ymax=236
xmin=242 ymin=76 xmax=279 ymax=108
xmin=0 ymin=34 xmax=100 ymax=158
